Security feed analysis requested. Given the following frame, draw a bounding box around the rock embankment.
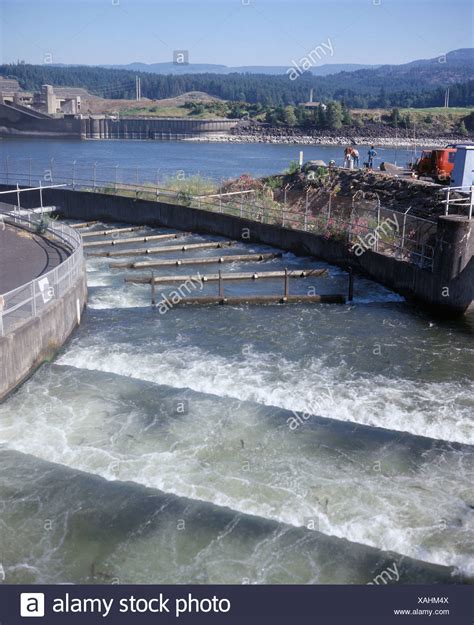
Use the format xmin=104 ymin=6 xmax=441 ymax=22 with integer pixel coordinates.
xmin=184 ymin=121 xmax=472 ymax=147
xmin=230 ymin=123 xmax=471 ymax=147
xmin=272 ymin=167 xmax=454 ymax=219
xmin=333 ymin=169 xmax=447 ymax=217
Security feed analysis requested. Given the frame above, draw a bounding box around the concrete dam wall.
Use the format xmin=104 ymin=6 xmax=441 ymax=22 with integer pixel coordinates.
xmin=0 ymin=103 xmax=238 ymax=140
xmin=3 ymin=184 xmax=472 ymax=316
xmin=81 ymin=117 xmax=238 ymax=140
xmin=0 ymin=102 xmax=82 ymax=139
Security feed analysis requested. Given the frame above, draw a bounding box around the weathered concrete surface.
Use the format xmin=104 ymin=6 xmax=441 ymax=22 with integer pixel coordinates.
xmin=0 ymin=271 xmax=87 ymax=400
xmin=2 ymin=185 xmax=472 ymax=316
xmin=0 ymin=209 xmax=87 ymax=399
xmin=0 ymin=224 xmax=68 ymax=293
xmin=0 ymin=103 xmax=82 ymax=139
xmin=0 ymin=104 xmax=238 ymax=140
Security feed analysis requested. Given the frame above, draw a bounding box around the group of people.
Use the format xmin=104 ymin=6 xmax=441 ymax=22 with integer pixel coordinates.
xmin=343 ymin=145 xmax=377 ymax=169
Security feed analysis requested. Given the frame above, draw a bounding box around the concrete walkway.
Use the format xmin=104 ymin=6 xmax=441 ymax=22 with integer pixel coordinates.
xmin=0 ymin=224 xmax=68 ymax=294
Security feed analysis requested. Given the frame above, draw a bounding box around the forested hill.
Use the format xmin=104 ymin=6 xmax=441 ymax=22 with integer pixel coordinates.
xmin=1 ymin=48 xmax=473 ymax=108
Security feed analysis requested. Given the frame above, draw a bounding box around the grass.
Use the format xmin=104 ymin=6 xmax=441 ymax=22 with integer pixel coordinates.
xmin=119 ymin=105 xmax=227 ymax=119
xmin=399 ymin=107 xmax=473 ymax=116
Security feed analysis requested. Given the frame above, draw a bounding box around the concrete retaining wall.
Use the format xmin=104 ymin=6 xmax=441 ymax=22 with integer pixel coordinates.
xmin=2 ymin=185 xmax=473 ymax=316
xmin=0 ymin=103 xmax=82 ymax=139
xmin=80 ymin=117 xmax=238 ymax=140
xmin=0 ymin=104 xmax=238 ymax=140
xmin=0 ymin=243 xmax=87 ymax=401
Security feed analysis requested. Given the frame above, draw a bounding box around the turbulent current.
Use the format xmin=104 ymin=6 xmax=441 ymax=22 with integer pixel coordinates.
xmin=0 ymin=224 xmax=473 ymax=585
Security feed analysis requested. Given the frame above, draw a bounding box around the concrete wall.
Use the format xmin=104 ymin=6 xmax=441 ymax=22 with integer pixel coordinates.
xmin=0 ymin=103 xmax=82 ymax=139
xmin=80 ymin=117 xmax=238 ymax=140
xmin=1 ymin=185 xmax=472 ymax=316
xmin=0 ymin=104 xmax=237 ymax=140
xmin=0 ymin=242 xmax=87 ymax=401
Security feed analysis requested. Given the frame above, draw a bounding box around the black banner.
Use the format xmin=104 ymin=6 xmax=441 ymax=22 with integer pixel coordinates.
xmin=0 ymin=584 xmax=472 ymax=624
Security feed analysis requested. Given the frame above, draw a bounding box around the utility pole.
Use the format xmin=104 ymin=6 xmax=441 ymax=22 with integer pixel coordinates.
xmin=444 ymin=87 xmax=450 ymax=108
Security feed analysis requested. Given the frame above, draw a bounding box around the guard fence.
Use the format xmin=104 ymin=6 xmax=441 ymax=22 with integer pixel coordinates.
xmin=0 ymin=191 xmax=84 ymax=336
xmin=0 ymin=158 xmax=442 ymax=272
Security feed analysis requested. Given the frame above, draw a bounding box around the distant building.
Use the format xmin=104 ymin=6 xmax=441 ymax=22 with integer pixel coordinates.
xmin=0 ymin=77 xmax=21 ymax=95
xmin=0 ymin=79 xmax=82 ymax=116
xmin=32 ymin=85 xmax=82 ymax=115
xmin=300 ymin=88 xmax=326 ymax=110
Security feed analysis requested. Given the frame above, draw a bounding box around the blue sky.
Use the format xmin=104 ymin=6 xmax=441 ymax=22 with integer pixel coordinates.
xmin=0 ymin=0 xmax=472 ymax=67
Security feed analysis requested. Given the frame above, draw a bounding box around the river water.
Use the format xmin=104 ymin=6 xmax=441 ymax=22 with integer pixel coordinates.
xmin=0 ymin=139 xmax=473 ymax=585
xmin=0 ymin=138 xmax=421 ymax=183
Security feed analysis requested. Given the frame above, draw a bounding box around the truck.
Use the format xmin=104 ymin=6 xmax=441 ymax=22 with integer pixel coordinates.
xmin=412 ymin=147 xmax=457 ymax=183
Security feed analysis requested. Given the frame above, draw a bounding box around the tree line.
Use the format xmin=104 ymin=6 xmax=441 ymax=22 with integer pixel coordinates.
xmin=1 ymin=63 xmax=473 ymax=108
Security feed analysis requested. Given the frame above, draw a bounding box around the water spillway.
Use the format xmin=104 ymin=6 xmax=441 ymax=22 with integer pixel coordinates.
xmin=0 ymin=221 xmax=473 ymax=584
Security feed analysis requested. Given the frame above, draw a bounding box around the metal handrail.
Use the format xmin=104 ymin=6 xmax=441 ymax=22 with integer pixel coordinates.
xmin=442 ymin=185 xmax=474 ymax=219
xmin=0 ymin=207 xmax=84 ymax=337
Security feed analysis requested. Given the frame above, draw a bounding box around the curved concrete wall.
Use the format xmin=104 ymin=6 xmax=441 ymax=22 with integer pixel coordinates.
xmin=0 ymin=229 xmax=87 ymax=401
xmin=1 ymin=185 xmax=472 ymax=316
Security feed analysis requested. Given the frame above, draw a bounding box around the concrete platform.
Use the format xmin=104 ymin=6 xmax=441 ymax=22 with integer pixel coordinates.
xmin=0 ymin=224 xmax=68 ymax=294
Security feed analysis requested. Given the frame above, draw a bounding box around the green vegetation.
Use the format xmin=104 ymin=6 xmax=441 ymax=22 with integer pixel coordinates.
xmin=120 ymin=106 xmax=190 ymax=118
xmin=2 ymin=62 xmax=472 ymax=109
xmin=106 ymin=98 xmax=474 ymax=135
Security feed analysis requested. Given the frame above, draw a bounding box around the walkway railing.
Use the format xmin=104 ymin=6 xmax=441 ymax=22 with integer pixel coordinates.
xmin=0 ymin=190 xmax=84 ymax=337
xmin=442 ymin=185 xmax=474 ymax=220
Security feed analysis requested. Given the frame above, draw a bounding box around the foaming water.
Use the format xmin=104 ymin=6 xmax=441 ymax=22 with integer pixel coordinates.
xmin=0 ymin=365 xmax=472 ymax=576
xmin=58 ymin=337 xmax=474 ymax=446
xmin=1 ymin=221 xmax=473 ymax=584
xmin=0 ymin=449 xmax=462 ymax=585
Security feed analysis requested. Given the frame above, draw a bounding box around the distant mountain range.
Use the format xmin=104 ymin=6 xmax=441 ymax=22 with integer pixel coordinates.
xmin=100 ymin=49 xmax=473 ymax=78
xmin=101 ymin=62 xmax=377 ymax=76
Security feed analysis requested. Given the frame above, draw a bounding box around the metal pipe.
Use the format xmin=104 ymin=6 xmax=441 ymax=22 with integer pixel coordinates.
xmin=151 ymin=271 xmax=156 ymax=306
xmin=112 ymin=252 xmax=282 ymax=270
xmin=88 ymin=241 xmax=235 ymax=258
xmin=218 ymin=270 xmax=224 ymax=298
xmin=169 ymin=294 xmax=346 ymax=306
xmin=84 ymin=234 xmax=181 ymax=247
xmin=348 ymin=267 xmax=354 ymax=302
xmin=125 ymin=268 xmax=328 ymax=284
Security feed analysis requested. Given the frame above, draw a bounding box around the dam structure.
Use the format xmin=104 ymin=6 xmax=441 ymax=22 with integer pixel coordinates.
xmin=0 ymin=101 xmax=239 ymax=140
xmin=0 ymin=165 xmax=472 ymax=316
xmin=0 ymin=201 xmax=472 ymax=585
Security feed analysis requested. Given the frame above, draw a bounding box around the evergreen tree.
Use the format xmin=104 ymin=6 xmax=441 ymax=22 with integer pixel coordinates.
xmin=458 ymin=121 xmax=468 ymax=136
xmin=317 ymin=104 xmax=326 ymax=128
xmin=390 ymin=108 xmax=401 ymax=127
xmin=325 ymin=101 xmax=343 ymax=129
xmin=284 ymin=105 xmax=297 ymax=126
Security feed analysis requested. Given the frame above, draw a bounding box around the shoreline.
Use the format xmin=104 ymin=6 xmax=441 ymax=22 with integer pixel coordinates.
xmin=186 ymin=134 xmax=465 ymax=148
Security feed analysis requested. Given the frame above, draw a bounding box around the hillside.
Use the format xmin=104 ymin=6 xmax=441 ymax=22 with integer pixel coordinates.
xmin=1 ymin=49 xmax=472 ymax=108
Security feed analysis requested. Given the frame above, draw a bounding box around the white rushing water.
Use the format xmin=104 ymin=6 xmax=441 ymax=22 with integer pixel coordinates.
xmin=0 ymin=223 xmax=473 ymax=583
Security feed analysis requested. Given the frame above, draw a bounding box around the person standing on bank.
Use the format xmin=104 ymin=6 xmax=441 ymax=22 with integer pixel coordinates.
xmin=367 ymin=146 xmax=377 ymax=169
xmin=344 ymin=146 xmax=353 ymax=168
xmin=352 ymin=148 xmax=360 ymax=168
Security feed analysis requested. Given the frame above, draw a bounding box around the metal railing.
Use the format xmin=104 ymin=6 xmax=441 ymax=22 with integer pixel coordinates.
xmin=0 ymin=160 xmax=438 ymax=271
xmin=0 ymin=194 xmax=84 ymax=337
xmin=442 ymin=185 xmax=474 ymax=219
